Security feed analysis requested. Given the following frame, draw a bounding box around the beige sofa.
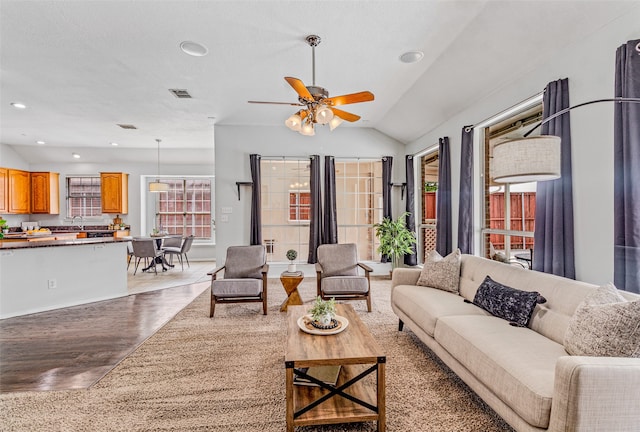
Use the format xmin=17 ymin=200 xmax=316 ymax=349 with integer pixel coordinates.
xmin=391 ymin=254 xmax=640 ymax=432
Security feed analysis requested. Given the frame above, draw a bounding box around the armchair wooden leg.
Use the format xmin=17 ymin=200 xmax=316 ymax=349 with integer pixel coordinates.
xmin=366 ymin=293 xmax=372 ymax=312
xmin=210 ymin=293 xmax=216 ymax=318
xmin=398 ymin=319 xmax=404 ymax=331
xmin=262 ymin=275 xmax=268 ymax=315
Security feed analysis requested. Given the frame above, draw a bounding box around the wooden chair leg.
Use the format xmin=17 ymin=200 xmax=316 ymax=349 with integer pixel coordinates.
xmin=210 ymin=293 xmax=216 ymax=318
xmin=366 ymin=292 xmax=372 ymax=312
xmin=398 ymin=319 xmax=404 ymax=331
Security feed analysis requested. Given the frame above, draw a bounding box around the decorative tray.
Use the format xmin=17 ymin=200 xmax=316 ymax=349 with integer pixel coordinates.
xmin=297 ymin=314 xmax=349 ymax=336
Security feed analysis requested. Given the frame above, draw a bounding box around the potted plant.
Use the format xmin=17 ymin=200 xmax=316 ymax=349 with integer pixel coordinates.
xmin=286 ymin=249 xmax=298 ymax=272
xmin=308 ymin=296 xmax=336 ymax=326
xmin=374 ymin=212 xmax=417 ymax=272
xmin=0 ymin=218 xmax=8 ymax=238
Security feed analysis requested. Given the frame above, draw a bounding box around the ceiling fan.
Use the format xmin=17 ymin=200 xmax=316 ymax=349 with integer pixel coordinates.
xmin=248 ymin=35 xmax=374 ymax=136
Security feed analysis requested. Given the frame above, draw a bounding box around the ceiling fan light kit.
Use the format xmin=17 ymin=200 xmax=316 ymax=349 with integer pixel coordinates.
xmin=250 ymin=35 xmax=374 ymax=136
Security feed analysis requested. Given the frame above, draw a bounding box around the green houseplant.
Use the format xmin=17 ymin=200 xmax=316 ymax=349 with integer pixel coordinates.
xmin=374 ymin=212 xmax=417 ymax=271
xmin=286 ymin=249 xmax=298 ymax=272
xmin=308 ymin=296 xmax=336 ymax=326
xmin=0 ymin=218 xmax=8 ymax=239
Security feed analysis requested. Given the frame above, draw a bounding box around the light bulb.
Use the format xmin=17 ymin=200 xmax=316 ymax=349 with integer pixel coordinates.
xmin=300 ymin=122 xmax=315 ymax=136
xmin=329 ymin=116 xmax=344 ymax=131
xmin=315 ymin=105 xmax=334 ymax=125
xmin=285 ymin=113 xmax=302 ymax=131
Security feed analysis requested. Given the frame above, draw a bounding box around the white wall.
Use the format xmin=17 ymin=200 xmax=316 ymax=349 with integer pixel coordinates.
xmin=405 ymin=10 xmax=640 ymax=285
xmin=214 ymin=125 xmax=404 ymax=264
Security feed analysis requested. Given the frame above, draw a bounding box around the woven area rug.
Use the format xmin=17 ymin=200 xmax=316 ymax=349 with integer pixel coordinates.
xmin=0 ymin=277 xmax=513 ymax=431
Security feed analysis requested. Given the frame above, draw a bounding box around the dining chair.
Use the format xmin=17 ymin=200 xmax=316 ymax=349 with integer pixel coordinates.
xmin=162 ymin=235 xmax=194 ymax=271
xmin=160 ymin=235 xmax=183 ymax=267
xmin=316 ymin=243 xmax=373 ymax=312
xmin=131 ymin=238 xmax=165 ymax=275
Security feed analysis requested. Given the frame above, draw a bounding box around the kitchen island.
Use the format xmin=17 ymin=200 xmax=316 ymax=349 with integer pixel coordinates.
xmin=0 ymin=237 xmax=128 ymax=319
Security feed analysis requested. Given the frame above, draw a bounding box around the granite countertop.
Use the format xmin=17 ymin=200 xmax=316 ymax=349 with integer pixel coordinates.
xmin=0 ymin=237 xmax=127 ymax=250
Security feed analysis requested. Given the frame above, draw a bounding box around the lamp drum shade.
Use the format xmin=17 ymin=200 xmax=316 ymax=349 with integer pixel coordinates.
xmin=491 ymin=135 xmax=561 ymax=183
xmin=149 ymin=181 xmax=169 ymax=192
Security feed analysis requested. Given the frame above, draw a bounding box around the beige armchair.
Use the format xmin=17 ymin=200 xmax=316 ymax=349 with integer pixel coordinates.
xmin=316 ymin=243 xmax=373 ymax=312
xmin=208 ymin=245 xmax=269 ymax=317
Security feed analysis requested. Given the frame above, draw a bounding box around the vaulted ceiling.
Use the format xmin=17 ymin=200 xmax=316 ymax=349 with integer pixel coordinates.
xmin=1 ymin=1 xmax=636 ymax=164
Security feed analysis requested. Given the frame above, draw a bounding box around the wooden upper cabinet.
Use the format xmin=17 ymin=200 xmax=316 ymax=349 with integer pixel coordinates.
xmin=100 ymin=172 xmax=128 ymax=214
xmin=0 ymin=168 xmax=8 ymax=213
xmin=30 ymin=172 xmax=60 ymax=214
xmin=8 ymin=169 xmax=30 ymax=214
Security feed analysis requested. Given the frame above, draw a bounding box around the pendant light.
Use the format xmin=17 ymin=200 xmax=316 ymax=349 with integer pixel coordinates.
xmin=149 ymin=138 xmax=169 ymax=192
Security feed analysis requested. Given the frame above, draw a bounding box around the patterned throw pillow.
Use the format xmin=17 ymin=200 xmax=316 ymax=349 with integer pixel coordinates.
xmin=564 ymin=283 xmax=640 ymax=357
xmin=416 ymin=249 xmax=461 ymax=293
xmin=472 ymin=276 xmax=547 ymax=327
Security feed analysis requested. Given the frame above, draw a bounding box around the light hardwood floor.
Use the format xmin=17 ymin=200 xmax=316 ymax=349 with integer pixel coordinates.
xmin=127 ymin=259 xmax=215 ymax=294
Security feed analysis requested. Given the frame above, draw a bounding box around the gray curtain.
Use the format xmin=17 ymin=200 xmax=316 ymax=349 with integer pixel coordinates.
xmin=458 ymin=126 xmax=474 ymax=254
xmin=404 ymin=155 xmax=417 ymax=266
xmin=249 ymin=154 xmax=261 ymax=246
xmin=323 ymin=156 xmax=338 ymax=245
xmin=614 ymin=39 xmax=640 ymax=294
xmin=308 ymin=155 xmax=323 ymax=263
xmin=436 ymin=137 xmax=452 ymax=255
xmin=533 ymin=78 xmax=576 ymax=278
xmin=381 ymin=156 xmax=393 ymax=263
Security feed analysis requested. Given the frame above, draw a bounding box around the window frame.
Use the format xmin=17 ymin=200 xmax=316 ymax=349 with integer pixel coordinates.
xmin=65 ymin=175 xmax=102 ymax=219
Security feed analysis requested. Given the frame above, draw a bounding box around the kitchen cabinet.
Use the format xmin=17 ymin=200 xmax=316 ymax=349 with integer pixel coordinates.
xmin=0 ymin=168 xmax=7 ymax=213
xmin=30 ymin=172 xmax=60 ymax=214
xmin=8 ymin=169 xmax=30 ymax=214
xmin=100 ymin=172 xmax=128 ymax=214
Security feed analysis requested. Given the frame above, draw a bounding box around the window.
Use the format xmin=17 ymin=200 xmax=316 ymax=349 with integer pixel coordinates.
xmin=261 ymin=158 xmax=310 ymax=262
xmin=482 ymin=103 xmax=542 ymax=265
xmin=66 ymin=176 xmax=101 ymax=217
xmin=155 ymin=178 xmax=212 ymax=239
xmin=419 ymin=152 xmax=439 ymax=261
xmin=289 ymin=191 xmax=311 ymax=222
xmin=335 ymin=159 xmax=383 ymax=261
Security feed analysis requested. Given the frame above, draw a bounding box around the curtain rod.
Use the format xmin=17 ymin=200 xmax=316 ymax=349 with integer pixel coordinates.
xmin=464 ymin=91 xmax=544 ymax=132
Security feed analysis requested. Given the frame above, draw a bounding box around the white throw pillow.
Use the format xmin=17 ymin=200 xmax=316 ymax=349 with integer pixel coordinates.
xmin=416 ymin=249 xmax=461 ymax=294
xmin=564 ymin=283 xmax=640 ymax=357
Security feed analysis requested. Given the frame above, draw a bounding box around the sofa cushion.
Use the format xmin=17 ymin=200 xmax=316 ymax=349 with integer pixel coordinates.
xmin=459 ymin=255 xmax=601 ymax=345
xmin=322 ymin=276 xmax=369 ymax=294
xmin=212 ymin=279 xmax=262 ymax=298
xmin=416 ymin=248 xmax=461 ymax=293
xmin=391 ymin=285 xmax=488 ymax=336
xmin=473 ymin=275 xmax=547 ymax=327
xmin=564 ymin=283 xmax=640 ymax=357
xmin=435 ymin=315 xmax=567 ymax=428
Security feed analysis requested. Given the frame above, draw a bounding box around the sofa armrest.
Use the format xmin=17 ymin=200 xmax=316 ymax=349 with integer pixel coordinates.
xmin=357 ymin=262 xmax=373 ymax=274
xmin=207 ymin=266 xmax=225 ymax=280
xmin=391 ymin=267 xmax=422 ymax=289
xmin=549 ymin=356 xmax=640 ymax=431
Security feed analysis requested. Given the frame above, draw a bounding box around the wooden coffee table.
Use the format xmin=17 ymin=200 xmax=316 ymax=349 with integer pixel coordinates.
xmin=285 ymin=304 xmax=386 ymax=431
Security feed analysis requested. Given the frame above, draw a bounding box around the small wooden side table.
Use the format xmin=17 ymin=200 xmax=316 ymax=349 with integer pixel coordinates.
xmin=280 ymin=271 xmax=304 ymax=312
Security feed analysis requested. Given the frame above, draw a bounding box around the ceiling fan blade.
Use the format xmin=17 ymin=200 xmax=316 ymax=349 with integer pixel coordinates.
xmin=331 ymin=107 xmax=361 ymax=122
xmin=325 ymin=91 xmax=374 ymax=107
xmin=248 ymin=100 xmax=303 ymax=106
xmin=284 ymin=77 xmax=314 ymax=102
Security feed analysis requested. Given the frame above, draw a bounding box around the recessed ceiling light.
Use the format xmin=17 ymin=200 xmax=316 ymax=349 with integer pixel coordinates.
xmin=36 ymin=140 xmax=46 ymax=145
xmin=399 ymin=50 xmax=424 ymax=64
xmin=110 ymin=142 xmax=118 ymax=146
xmin=11 ymin=102 xmax=27 ymax=109
xmin=72 ymin=153 xmax=80 ymax=159
xmin=180 ymin=41 xmax=208 ymax=57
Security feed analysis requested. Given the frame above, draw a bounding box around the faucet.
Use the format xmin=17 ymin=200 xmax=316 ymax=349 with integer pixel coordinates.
xmin=72 ymin=215 xmax=84 ymax=230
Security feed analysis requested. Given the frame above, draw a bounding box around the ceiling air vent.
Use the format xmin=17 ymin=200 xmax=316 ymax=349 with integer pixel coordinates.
xmin=117 ymin=124 xmax=137 ymax=129
xmin=169 ymin=89 xmax=192 ymax=99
